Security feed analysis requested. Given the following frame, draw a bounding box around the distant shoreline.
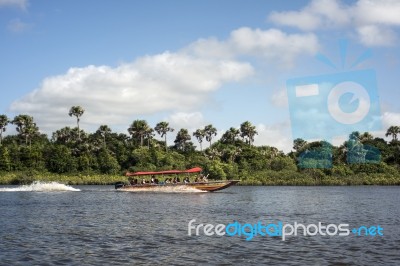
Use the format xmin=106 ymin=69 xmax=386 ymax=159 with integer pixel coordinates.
xmin=1 ymin=171 xmax=399 ymax=186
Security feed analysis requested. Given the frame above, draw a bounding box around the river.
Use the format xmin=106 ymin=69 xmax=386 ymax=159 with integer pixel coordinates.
xmin=0 ymin=183 xmax=399 ymax=265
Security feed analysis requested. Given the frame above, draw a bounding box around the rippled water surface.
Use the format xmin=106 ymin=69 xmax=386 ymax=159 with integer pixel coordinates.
xmin=0 ymin=184 xmax=399 ymax=265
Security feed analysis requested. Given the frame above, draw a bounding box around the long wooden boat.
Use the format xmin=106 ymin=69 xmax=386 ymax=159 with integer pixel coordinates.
xmin=115 ymin=167 xmax=239 ymax=192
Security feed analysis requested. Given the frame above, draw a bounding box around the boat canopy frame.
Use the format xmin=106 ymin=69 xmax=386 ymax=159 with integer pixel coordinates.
xmin=126 ymin=167 xmax=202 ymax=177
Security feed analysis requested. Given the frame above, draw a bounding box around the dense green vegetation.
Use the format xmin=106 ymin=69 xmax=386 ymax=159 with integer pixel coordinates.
xmin=0 ymin=110 xmax=399 ymax=185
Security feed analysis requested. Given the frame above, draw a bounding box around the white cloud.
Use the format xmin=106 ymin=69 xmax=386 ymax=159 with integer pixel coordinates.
xmin=7 ymin=18 xmax=31 ymax=33
xmin=231 ymin=28 xmax=318 ymax=66
xmin=184 ymin=37 xmax=233 ymax=59
xmin=185 ymin=27 xmax=319 ymax=67
xmin=254 ymin=122 xmax=293 ymax=153
xmin=0 ymin=0 xmax=27 ymax=9
xmin=168 ymin=112 xmax=206 ymax=131
xmin=271 ymin=88 xmax=288 ymax=108
xmin=10 ymin=52 xmax=253 ymax=133
xmin=269 ymin=0 xmax=350 ymax=31
xmin=357 ymin=25 xmax=397 ymax=46
xmin=268 ymin=0 xmax=400 ymax=46
xmin=269 ymin=10 xmax=320 ymax=31
xmin=382 ymin=111 xmax=400 ymax=127
xmin=10 ymin=22 xmax=321 ymax=134
xmin=354 ymin=0 xmax=400 ymax=26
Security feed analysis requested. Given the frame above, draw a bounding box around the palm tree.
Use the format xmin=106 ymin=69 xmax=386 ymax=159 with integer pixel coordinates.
xmin=349 ymin=131 xmax=361 ymax=141
xmin=360 ymin=132 xmax=373 ymax=143
xmin=174 ymin=128 xmax=191 ymax=151
xmin=12 ymin=114 xmax=39 ymax=147
xmin=220 ymin=127 xmax=240 ymax=144
xmin=98 ymin=125 xmax=112 ymax=146
xmin=193 ymin=129 xmax=206 ymax=151
xmin=223 ymin=146 xmax=242 ymax=163
xmin=204 ymin=124 xmax=217 ymax=147
xmin=69 ymin=106 xmax=85 ymax=140
xmin=52 ymin=126 xmax=74 ymax=144
xmin=205 ymin=148 xmax=222 ymax=160
xmin=154 ymin=121 xmax=174 ymax=151
xmin=0 ymin=115 xmax=9 ymax=146
xmin=128 ymin=119 xmax=151 ymax=147
xmin=293 ymin=138 xmax=307 ymax=152
xmin=385 ymin=126 xmax=400 ymax=142
xmin=144 ymin=127 xmax=154 ymax=148
xmin=240 ymin=121 xmax=258 ymax=146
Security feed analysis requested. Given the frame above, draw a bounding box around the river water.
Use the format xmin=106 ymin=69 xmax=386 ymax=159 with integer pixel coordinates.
xmin=0 ymin=183 xmax=399 ymax=265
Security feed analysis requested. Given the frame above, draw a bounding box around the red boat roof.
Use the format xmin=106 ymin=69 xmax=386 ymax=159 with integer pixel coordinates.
xmin=126 ymin=167 xmax=202 ymax=176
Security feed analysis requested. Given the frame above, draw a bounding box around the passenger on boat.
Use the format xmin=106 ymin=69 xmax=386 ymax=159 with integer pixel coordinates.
xmin=142 ymin=178 xmax=147 ymax=184
xmin=184 ymin=177 xmax=190 ymax=183
xmin=200 ymin=174 xmax=208 ymax=182
xmin=176 ymin=177 xmax=181 ymax=183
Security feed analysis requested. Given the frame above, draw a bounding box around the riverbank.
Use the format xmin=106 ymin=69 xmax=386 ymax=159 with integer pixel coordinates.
xmin=1 ymin=171 xmax=399 ymax=186
xmin=0 ymin=172 xmax=126 ymax=185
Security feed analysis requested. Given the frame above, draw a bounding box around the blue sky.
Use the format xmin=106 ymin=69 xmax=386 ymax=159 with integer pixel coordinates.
xmin=1 ymin=0 xmax=400 ymax=151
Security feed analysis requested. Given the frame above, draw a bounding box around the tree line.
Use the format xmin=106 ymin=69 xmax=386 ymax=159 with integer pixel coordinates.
xmin=0 ymin=107 xmax=400 ymax=184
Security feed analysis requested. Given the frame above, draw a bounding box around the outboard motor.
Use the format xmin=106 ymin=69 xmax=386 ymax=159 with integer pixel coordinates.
xmin=115 ymin=182 xmax=125 ymax=189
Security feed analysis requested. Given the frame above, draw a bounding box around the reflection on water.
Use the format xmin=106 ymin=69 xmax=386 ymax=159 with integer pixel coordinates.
xmin=0 ymin=185 xmax=399 ymax=265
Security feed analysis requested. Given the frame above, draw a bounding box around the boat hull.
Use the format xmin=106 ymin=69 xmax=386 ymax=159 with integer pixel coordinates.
xmin=116 ymin=180 xmax=239 ymax=192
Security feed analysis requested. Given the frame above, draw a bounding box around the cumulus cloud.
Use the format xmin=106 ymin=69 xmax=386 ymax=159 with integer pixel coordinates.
xmin=184 ymin=27 xmax=319 ymax=67
xmin=10 ymin=52 xmax=253 ymax=133
xmin=268 ymin=0 xmax=400 ymax=46
xmin=382 ymin=111 xmax=400 ymax=128
xmin=269 ymin=0 xmax=351 ymax=31
xmin=271 ymin=88 xmax=288 ymax=108
xmin=10 ymin=21 xmax=322 ymax=134
xmin=0 ymin=0 xmax=27 ymax=9
xmin=254 ymin=122 xmax=293 ymax=153
xmin=168 ymin=112 xmax=207 ymax=131
xmin=357 ymin=25 xmax=397 ymax=46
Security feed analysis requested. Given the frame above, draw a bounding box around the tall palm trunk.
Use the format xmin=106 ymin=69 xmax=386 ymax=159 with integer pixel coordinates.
xmin=77 ymin=118 xmax=81 ymax=140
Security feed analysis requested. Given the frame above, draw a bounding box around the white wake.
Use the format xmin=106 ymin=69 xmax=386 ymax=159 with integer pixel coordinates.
xmin=0 ymin=181 xmax=80 ymax=192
